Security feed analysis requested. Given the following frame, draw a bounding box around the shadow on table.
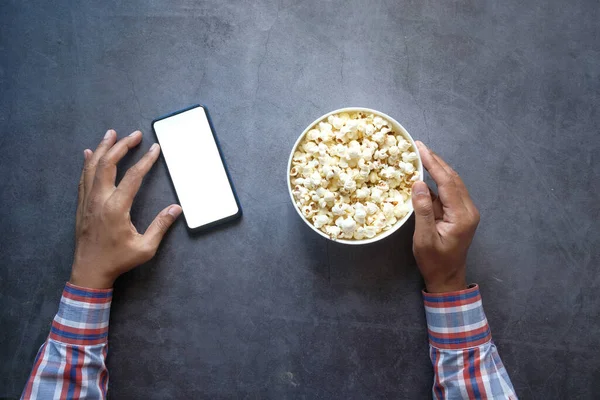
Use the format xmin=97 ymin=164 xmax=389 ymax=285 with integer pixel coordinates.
xmin=293 ymin=208 xmax=419 ymax=293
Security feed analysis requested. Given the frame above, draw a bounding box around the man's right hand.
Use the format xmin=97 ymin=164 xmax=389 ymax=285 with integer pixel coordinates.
xmin=70 ymin=129 xmax=182 ymax=289
xmin=411 ymin=141 xmax=480 ymax=293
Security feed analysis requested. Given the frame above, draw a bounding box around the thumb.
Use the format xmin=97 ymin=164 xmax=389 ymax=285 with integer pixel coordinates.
xmin=143 ymin=204 xmax=183 ymax=250
xmin=412 ymin=181 xmax=436 ymax=240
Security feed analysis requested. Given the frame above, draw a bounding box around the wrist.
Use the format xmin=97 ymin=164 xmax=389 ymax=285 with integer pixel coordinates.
xmin=70 ymin=265 xmax=115 ymax=290
xmin=425 ymin=281 xmax=468 ymax=293
xmin=424 ymin=272 xmax=467 ymax=294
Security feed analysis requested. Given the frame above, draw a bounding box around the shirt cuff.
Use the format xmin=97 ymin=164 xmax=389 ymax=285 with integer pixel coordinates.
xmin=422 ymin=284 xmax=492 ymax=350
xmin=48 ymin=282 xmax=113 ymax=345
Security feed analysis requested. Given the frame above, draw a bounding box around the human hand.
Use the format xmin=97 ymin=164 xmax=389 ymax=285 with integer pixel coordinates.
xmin=411 ymin=141 xmax=480 ymax=293
xmin=70 ymin=129 xmax=182 ymax=289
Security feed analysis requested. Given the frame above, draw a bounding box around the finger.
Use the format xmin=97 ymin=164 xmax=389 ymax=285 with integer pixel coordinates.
xmin=111 ymin=143 xmax=161 ymax=209
xmin=416 ymin=141 xmax=452 ymax=185
xmin=84 ymin=130 xmax=117 ymax=198
xmin=429 ymin=151 xmax=467 ymax=194
xmin=429 ymin=189 xmax=444 ymax=220
xmin=428 ymin=149 xmax=453 ymax=175
xmin=78 ymin=149 xmax=92 ymax=208
xmin=416 ymin=141 xmax=464 ymax=210
xmin=143 ymin=204 xmax=183 ymax=252
xmin=76 ymin=149 xmax=92 ymax=235
xmin=94 ymin=130 xmax=143 ymax=188
xmin=411 ymin=181 xmax=437 ymax=245
xmin=428 ymin=151 xmax=478 ymax=214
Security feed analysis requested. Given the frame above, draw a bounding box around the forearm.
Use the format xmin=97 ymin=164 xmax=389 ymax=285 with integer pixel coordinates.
xmin=22 ymin=283 xmax=112 ymax=400
xmin=423 ymin=285 xmax=517 ymax=399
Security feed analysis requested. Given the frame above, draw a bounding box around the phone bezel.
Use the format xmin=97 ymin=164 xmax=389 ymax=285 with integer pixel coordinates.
xmin=152 ymin=104 xmax=242 ymax=232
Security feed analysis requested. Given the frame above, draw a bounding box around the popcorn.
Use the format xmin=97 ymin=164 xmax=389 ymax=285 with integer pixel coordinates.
xmin=363 ymin=226 xmax=377 ymax=238
xmin=302 ymin=141 xmax=318 ymax=154
xmin=355 ymin=187 xmax=370 ymax=199
xmin=307 ymin=129 xmax=320 ymax=141
xmin=328 ymin=115 xmax=344 ymax=129
xmin=388 ymin=146 xmax=400 ymax=156
xmin=365 ymin=124 xmax=376 ymax=136
xmin=370 ymin=187 xmax=384 ymax=203
xmin=388 ymin=178 xmax=400 ymax=189
xmin=399 ymin=161 xmax=415 ymax=175
xmin=302 ymin=205 xmax=315 ymax=218
xmin=387 ymin=154 xmax=400 ymax=165
xmin=342 ymin=179 xmax=357 ymax=194
xmin=319 ymin=122 xmax=333 ymax=132
xmin=310 ymin=191 xmax=320 ymax=202
xmin=365 ymin=202 xmax=379 ymax=215
xmin=377 ymin=180 xmax=389 ymax=192
xmin=394 ymin=203 xmax=411 ymax=219
xmin=380 ymin=166 xmax=396 ymax=179
xmin=353 ymin=226 xmax=366 ymax=240
xmin=340 ymin=194 xmax=351 ymax=204
xmin=397 ymin=138 xmax=411 ymax=151
xmin=354 ymin=204 xmax=367 ymax=224
xmin=323 ymin=190 xmax=336 ymax=203
xmin=332 ymin=203 xmax=348 ymax=216
xmin=384 ymin=217 xmax=397 ymax=229
xmin=339 ymin=216 xmax=357 ymax=236
xmin=369 ymin=171 xmax=379 ymax=184
xmin=373 ymin=116 xmax=385 ymax=129
xmin=362 ymin=147 xmax=375 ymax=161
xmin=320 ymin=129 xmax=333 ymax=142
xmin=373 ymin=214 xmax=387 ymax=231
xmin=359 ymin=165 xmax=370 ymax=179
xmin=317 ymin=143 xmax=329 ymax=156
xmin=345 ymin=119 xmax=359 ymax=133
xmin=313 ymin=214 xmax=331 ymax=228
xmin=372 ymin=131 xmax=385 ymax=144
xmin=374 ymin=149 xmax=388 ymax=160
xmin=309 ymin=171 xmax=322 ymax=187
xmin=347 ymin=142 xmax=361 ymax=159
xmin=382 ymin=203 xmax=395 ymax=219
xmin=291 ymin=112 xmax=420 ymax=240
xmin=402 ymin=151 xmax=419 ymax=163
xmin=293 ymin=151 xmax=307 ymax=163
xmin=384 ymin=134 xmax=396 ymax=148
xmin=325 ymin=225 xmax=341 ymax=238
xmin=357 ymin=121 xmax=367 ymax=133
xmin=335 ymin=130 xmax=348 ymax=144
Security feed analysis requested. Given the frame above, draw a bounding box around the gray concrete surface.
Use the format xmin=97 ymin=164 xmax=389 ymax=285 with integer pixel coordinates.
xmin=1 ymin=0 xmax=599 ymax=398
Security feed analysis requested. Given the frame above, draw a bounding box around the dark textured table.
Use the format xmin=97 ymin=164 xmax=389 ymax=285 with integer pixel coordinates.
xmin=2 ymin=1 xmax=599 ymax=398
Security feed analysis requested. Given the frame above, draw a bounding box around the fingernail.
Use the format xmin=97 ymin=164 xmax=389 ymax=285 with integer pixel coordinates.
xmin=416 ymin=141 xmax=425 ymax=149
xmin=149 ymin=143 xmax=159 ymax=152
xmin=129 ymin=130 xmax=141 ymax=137
xmin=413 ymin=181 xmax=429 ymax=196
xmin=83 ymin=150 xmax=89 ymax=160
xmin=167 ymin=205 xmax=182 ymax=217
xmin=104 ymin=130 xmax=114 ymax=140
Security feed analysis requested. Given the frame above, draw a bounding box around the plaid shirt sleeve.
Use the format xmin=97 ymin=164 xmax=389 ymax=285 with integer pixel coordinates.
xmin=423 ymin=284 xmax=517 ymax=400
xmin=21 ymin=282 xmax=112 ymax=400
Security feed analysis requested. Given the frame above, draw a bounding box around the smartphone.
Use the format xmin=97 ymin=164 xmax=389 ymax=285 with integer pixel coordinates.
xmin=152 ymin=105 xmax=241 ymax=231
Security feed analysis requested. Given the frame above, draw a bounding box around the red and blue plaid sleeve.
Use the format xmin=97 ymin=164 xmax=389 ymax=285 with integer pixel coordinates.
xmin=21 ymin=282 xmax=112 ymax=400
xmin=423 ymin=284 xmax=517 ymax=399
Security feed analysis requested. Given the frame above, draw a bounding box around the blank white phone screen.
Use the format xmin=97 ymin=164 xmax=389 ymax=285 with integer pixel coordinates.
xmin=153 ymin=107 xmax=238 ymax=229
